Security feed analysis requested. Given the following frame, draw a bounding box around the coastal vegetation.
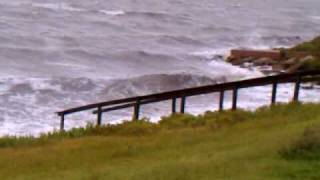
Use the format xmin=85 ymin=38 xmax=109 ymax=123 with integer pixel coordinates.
xmin=287 ymin=36 xmax=320 ymax=71
xmin=0 ymin=103 xmax=320 ymax=179
xmin=227 ymin=36 xmax=320 ymax=73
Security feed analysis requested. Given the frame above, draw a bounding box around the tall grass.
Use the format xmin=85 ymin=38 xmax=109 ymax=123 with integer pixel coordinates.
xmin=0 ymin=107 xmax=257 ymax=148
xmin=0 ymin=103 xmax=316 ymax=149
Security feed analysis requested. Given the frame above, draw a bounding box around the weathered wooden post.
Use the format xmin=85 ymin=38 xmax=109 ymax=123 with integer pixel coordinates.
xmin=133 ymin=99 xmax=141 ymax=120
xmin=219 ymin=90 xmax=225 ymax=111
xmin=60 ymin=114 xmax=65 ymax=131
xmin=97 ymin=106 xmax=102 ymax=126
xmin=232 ymin=87 xmax=238 ymax=110
xmin=293 ymin=74 xmax=301 ymax=102
xmin=180 ymin=96 xmax=186 ymax=113
xmin=172 ymin=98 xmax=177 ymax=114
xmin=271 ymin=82 xmax=278 ymax=105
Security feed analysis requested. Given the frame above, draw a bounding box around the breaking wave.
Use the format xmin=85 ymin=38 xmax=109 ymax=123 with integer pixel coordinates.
xmin=101 ymin=73 xmax=225 ymax=98
xmin=0 ymin=73 xmax=227 ymax=136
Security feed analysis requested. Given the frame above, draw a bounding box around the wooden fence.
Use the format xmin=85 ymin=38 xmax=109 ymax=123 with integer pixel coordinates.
xmin=57 ymin=70 xmax=320 ymax=131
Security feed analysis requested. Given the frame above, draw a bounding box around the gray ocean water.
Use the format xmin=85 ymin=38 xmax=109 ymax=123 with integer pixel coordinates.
xmin=0 ymin=0 xmax=319 ymax=135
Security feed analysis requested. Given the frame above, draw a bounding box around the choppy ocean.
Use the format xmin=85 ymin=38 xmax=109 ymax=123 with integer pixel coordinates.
xmin=0 ymin=0 xmax=320 ymax=136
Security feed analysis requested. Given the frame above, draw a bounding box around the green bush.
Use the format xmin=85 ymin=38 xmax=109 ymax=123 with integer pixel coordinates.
xmin=201 ymin=110 xmax=253 ymax=129
xmin=287 ymin=36 xmax=320 ymax=71
xmin=97 ymin=119 xmax=159 ymax=136
xmin=0 ymin=120 xmax=159 ymax=148
xmin=0 ymin=136 xmax=36 ymax=148
xmin=159 ymin=114 xmax=203 ymax=128
xmin=300 ymin=58 xmax=320 ymax=71
xmin=291 ymin=36 xmax=320 ymax=55
xmin=280 ymin=124 xmax=320 ymax=161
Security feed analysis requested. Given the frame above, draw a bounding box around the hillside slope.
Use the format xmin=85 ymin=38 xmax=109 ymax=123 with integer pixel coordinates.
xmin=0 ymin=103 xmax=320 ymax=180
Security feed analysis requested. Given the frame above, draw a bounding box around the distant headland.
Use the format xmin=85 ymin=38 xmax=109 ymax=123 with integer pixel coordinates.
xmin=226 ymin=36 xmax=320 ymax=75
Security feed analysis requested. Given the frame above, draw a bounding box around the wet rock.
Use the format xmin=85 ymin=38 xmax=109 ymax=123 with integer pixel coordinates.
xmin=282 ymin=56 xmax=314 ymax=73
xmin=286 ymin=64 xmax=300 ymax=73
xmin=226 ymin=48 xmax=316 ymax=75
xmin=272 ymin=64 xmax=285 ymax=72
xmin=286 ymin=60 xmax=306 ymax=73
xmin=230 ymin=49 xmax=281 ymax=60
xmin=286 ymin=55 xmax=316 ymax=73
xmin=300 ymin=55 xmax=315 ymax=62
xmin=226 ymin=55 xmax=236 ymax=62
xmin=231 ymin=57 xmax=255 ymax=65
xmin=281 ymin=57 xmax=298 ymax=68
xmin=253 ymin=57 xmax=277 ymax=66
xmin=257 ymin=65 xmax=275 ymax=75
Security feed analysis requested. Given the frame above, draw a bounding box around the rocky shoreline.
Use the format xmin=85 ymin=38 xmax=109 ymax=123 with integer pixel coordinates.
xmin=225 ymin=36 xmax=320 ymax=76
xmin=224 ymin=36 xmax=320 ymax=88
xmin=226 ymin=49 xmax=315 ymax=75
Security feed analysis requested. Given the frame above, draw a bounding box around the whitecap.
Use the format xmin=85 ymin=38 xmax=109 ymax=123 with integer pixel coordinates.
xmin=99 ymin=10 xmax=125 ymax=16
xmin=31 ymin=3 xmax=84 ymax=12
xmin=310 ymin=15 xmax=320 ymax=20
xmin=46 ymin=62 xmax=89 ymax=70
xmin=190 ymin=48 xmax=230 ymax=59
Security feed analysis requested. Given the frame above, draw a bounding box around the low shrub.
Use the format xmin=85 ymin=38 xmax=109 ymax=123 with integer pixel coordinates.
xmin=299 ymin=58 xmax=320 ymax=71
xmin=159 ymin=114 xmax=203 ymax=128
xmin=0 ymin=120 xmax=159 ymax=148
xmin=280 ymin=124 xmax=320 ymax=161
xmin=0 ymin=136 xmax=36 ymax=148
xmin=282 ymin=36 xmax=320 ymax=71
xmin=1 ymin=103 xmax=318 ymax=149
xmin=202 ymin=110 xmax=253 ymax=129
xmin=96 ymin=119 xmax=159 ymax=136
xmin=290 ymin=36 xmax=320 ymax=55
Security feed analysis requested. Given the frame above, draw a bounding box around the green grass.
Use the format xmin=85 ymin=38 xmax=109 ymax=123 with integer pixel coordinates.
xmin=1 ymin=103 xmax=320 ymax=180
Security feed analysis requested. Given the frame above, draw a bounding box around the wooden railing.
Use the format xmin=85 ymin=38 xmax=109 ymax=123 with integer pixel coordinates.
xmin=57 ymin=70 xmax=320 ymax=131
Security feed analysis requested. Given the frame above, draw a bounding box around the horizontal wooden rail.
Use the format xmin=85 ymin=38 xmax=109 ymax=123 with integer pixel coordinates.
xmin=92 ymin=98 xmax=165 ymax=114
xmin=57 ymin=70 xmax=320 ymax=131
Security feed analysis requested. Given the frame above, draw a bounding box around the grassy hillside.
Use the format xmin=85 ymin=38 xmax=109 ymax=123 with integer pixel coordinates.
xmin=290 ymin=36 xmax=320 ymax=57
xmin=0 ymin=103 xmax=320 ymax=180
xmin=286 ymin=36 xmax=320 ymax=70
